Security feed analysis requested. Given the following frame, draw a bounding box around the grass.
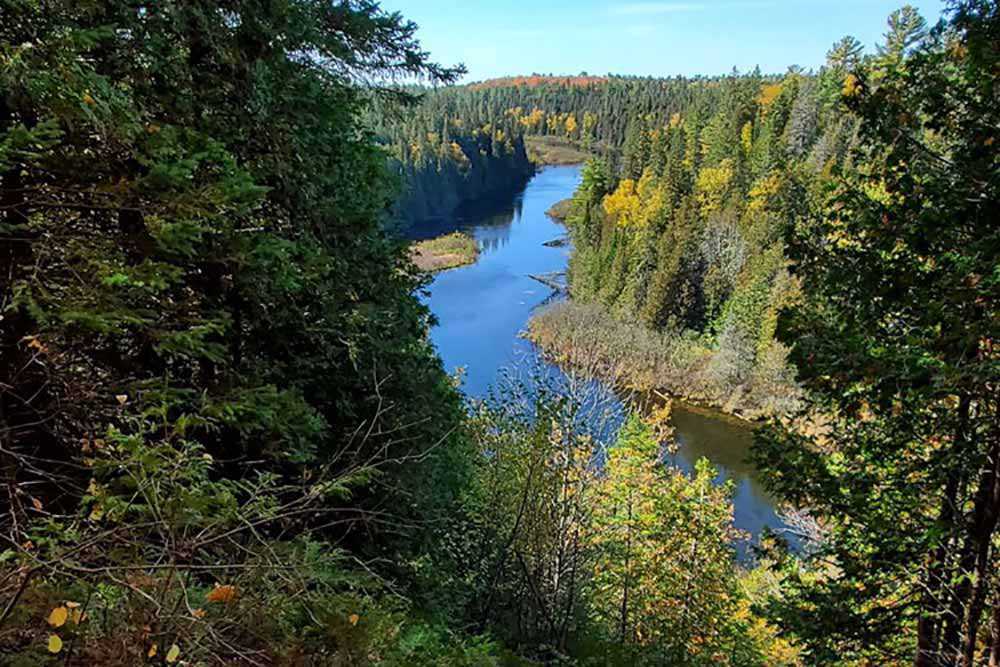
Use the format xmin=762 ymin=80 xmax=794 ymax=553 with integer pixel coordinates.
xmin=526 ymin=136 xmax=591 ymax=165
xmin=410 ymin=232 xmax=479 ymax=273
xmin=525 ymin=301 xmax=802 ymax=420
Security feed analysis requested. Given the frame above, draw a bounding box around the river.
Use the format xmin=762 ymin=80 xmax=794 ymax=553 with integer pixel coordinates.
xmin=420 ymin=164 xmax=791 ymax=554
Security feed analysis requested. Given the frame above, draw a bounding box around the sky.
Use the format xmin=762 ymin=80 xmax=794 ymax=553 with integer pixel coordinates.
xmin=379 ymin=0 xmax=950 ymax=82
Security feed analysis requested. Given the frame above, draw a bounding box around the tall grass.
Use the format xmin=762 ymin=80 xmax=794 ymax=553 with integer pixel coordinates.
xmin=526 ymin=301 xmax=801 ymax=419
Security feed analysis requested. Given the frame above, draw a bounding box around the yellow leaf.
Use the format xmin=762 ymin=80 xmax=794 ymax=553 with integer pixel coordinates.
xmin=348 ymin=613 xmax=360 ymax=626
xmin=115 ymin=394 xmax=128 ymax=406
xmin=148 ymin=643 xmax=158 ymax=658
xmin=166 ymin=643 xmax=181 ymax=663
xmin=843 ymin=74 xmax=861 ymax=98
xmin=82 ymin=93 xmax=96 ymax=106
xmin=70 ymin=609 xmax=85 ymax=625
xmin=47 ymin=634 xmax=63 ymax=653
xmin=47 ymin=606 xmax=68 ymax=628
xmin=64 ymin=601 xmax=80 ymax=609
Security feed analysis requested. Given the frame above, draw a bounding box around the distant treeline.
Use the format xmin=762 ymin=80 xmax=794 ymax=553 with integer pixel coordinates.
xmin=369 ymin=94 xmax=534 ymax=229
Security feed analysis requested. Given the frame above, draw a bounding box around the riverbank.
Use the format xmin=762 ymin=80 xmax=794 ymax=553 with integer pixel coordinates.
xmin=526 ymin=136 xmax=591 ymax=165
xmin=525 ymin=301 xmax=801 ymax=421
xmin=545 ymin=197 xmax=575 ymax=222
xmin=410 ymin=232 xmax=479 ymax=272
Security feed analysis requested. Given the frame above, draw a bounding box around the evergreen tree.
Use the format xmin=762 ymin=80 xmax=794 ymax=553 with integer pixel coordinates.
xmin=754 ymin=2 xmax=1000 ymax=662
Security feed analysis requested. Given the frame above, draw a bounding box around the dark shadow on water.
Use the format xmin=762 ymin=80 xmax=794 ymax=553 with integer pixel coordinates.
xmin=403 ymin=182 xmax=529 ymax=242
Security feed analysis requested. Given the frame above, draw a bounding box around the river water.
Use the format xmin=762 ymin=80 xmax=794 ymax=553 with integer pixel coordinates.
xmin=421 ymin=164 xmax=790 ymax=553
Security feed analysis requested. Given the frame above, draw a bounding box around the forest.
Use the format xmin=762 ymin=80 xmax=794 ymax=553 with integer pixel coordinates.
xmin=0 ymin=1 xmax=997 ymax=666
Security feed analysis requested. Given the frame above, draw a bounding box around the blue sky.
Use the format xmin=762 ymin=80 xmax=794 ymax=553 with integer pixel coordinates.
xmin=379 ymin=1 xmax=949 ymax=82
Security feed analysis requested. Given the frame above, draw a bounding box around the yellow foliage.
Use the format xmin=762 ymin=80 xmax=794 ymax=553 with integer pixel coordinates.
xmin=47 ymin=635 xmax=63 ymax=653
xmin=862 ymin=179 xmax=895 ymax=206
xmin=564 ymin=113 xmax=578 ymax=137
xmin=748 ymin=173 xmax=783 ymax=214
xmin=695 ymin=159 xmax=734 ymax=214
xmin=843 ymin=73 xmax=862 ymax=98
xmin=669 ymin=113 xmax=682 ymax=129
xmin=166 ymin=643 xmax=181 ymax=663
xmin=47 ymin=606 xmax=68 ymax=628
xmin=521 ymin=108 xmax=545 ymax=130
xmin=602 ymin=170 xmax=667 ymax=229
xmin=741 ymin=121 xmax=754 ymax=154
xmin=758 ymin=83 xmax=782 ymax=108
xmin=603 ymin=178 xmax=638 ymax=223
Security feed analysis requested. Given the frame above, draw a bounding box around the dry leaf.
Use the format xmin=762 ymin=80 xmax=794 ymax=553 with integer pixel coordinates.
xmin=47 ymin=606 xmax=68 ymax=628
xmin=206 ymin=584 xmax=237 ymax=603
xmin=148 ymin=643 xmax=158 ymax=658
xmin=64 ymin=601 xmax=80 ymax=609
xmin=348 ymin=613 xmax=360 ymax=626
xmin=47 ymin=634 xmax=63 ymax=653
xmin=31 ymin=497 xmax=42 ymax=511
xmin=192 ymin=608 xmax=206 ymax=619
xmin=115 ymin=394 xmax=128 ymax=405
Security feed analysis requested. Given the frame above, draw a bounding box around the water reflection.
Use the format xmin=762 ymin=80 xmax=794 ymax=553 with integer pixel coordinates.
xmin=668 ymin=403 xmax=796 ymax=554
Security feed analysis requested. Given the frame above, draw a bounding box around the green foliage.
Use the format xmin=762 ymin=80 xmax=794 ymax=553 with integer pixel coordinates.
xmin=522 ymin=67 xmax=857 ymax=418
xmin=753 ymin=2 xmax=1000 ymax=663
xmin=449 ymin=380 xmax=793 ymax=665
xmin=0 ymin=0 xmax=473 ymax=661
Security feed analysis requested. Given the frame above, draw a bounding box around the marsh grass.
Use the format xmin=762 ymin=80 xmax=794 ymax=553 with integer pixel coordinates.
xmin=526 ymin=301 xmax=801 ymax=420
xmin=410 ymin=232 xmax=479 ymax=272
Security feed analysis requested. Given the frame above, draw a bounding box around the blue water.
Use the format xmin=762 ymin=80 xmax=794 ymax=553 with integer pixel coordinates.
xmin=423 ymin=165 xmax=578 ymax=397
xmin=420 ymin=165 xmax=793 ymax=555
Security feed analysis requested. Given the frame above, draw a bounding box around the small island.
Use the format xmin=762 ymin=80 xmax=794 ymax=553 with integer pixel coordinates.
xmin=410 ymin=232 xmax=479 ymax=272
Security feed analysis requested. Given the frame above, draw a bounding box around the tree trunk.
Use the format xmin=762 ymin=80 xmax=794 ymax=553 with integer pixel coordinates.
xmin=620 ymin=495 xmax=632 ymax=645
xmin=961 ymin=444 xmax=1000 ymax=666
xmin=916 ymin=397 xmax=970 ymax=667
xmin=988 ymin=598 xmax=1000 ymax=667
xmin=942 ymin=435 xmax=1000 ymax=666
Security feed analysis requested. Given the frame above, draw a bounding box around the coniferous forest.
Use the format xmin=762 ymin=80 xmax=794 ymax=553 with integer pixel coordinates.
xmin=1 ymin=1 xmax=998 ymax=666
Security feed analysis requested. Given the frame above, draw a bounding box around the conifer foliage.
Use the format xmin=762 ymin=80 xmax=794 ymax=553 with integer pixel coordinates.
xmin=0 ymin=1 xmax=476 ymax=662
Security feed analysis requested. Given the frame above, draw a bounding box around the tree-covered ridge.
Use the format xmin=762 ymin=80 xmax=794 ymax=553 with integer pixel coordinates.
xmin=377 ymin=112 xmax=533 ymax=227
xmin=468 ymin=75 xmax=610 ymax=90
xmin=527 ymin=61 xmax=853 ymax=415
